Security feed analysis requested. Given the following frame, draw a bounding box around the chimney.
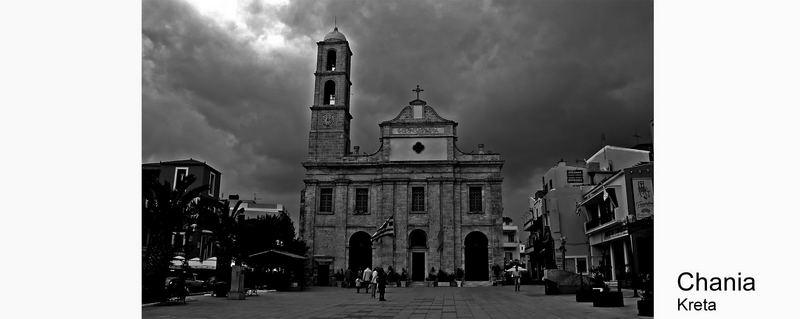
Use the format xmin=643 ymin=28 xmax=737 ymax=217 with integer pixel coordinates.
xmin=477 ymin=144 xmax=485 ymax=154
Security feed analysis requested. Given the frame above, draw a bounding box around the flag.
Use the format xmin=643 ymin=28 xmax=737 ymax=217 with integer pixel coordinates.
xmin=575 ymin=205 xmax=587 ymax=217
xmin=371 ymin=215 xmax=394 ymax=241
xmin=604 ymin=188 xmax=619 ymax=209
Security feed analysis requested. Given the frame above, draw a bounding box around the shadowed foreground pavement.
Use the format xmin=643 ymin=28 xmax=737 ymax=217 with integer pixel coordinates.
xmin=142 ymin=285 xmax=643 ymax=319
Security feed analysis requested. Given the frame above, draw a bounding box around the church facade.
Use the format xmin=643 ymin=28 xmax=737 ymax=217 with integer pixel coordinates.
xmin=299 ymin=27 xmax=505 ymax=285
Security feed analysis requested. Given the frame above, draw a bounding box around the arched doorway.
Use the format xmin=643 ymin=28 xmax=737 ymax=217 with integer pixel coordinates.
xmin=408 ymin=229 xmax=428 ymax=281
xmin=464 ymin=231 xmax=489 ymax=281
xmin=349 ymin=232 xmax=372 ymax=271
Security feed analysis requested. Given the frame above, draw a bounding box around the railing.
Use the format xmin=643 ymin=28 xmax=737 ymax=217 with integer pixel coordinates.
xmin=585 ymin=219 xmax=601 ymax=231
xmin=585 ymin=214 xmax=615 ymax=232
xmin=523 ymin=218 xmax=533 ymax=231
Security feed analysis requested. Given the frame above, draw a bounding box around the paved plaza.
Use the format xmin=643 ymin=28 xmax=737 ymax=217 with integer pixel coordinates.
xmin=142 ymin=285 xmax=643 ymax=319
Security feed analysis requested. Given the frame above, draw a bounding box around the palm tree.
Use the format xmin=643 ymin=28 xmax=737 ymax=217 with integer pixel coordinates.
xmin=197 ymin=198 xmax=245 ymax=287
xmin=142 ymin=174 xmax=208 ymax=302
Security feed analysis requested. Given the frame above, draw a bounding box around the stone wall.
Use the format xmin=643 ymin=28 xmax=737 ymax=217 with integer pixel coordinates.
xmin=300 ymin=161 xmax=503 ymax=282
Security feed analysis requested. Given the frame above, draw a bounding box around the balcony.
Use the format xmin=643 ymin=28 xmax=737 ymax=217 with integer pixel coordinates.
xmin=585 ymin=219 xmax=600 ymax=231
xmin=523 ymin=218 xmax=533 ymax=231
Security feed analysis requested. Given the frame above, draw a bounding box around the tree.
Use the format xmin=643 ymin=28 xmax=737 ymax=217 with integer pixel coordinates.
xmin=142 ymin=174 xmax=207 ymax=302
xmin=197 ymin=198 xmax=245 ymax=284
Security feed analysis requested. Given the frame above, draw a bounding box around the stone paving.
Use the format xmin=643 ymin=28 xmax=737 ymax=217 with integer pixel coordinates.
xmin=142 ymin=285 xmax=643 ymax=319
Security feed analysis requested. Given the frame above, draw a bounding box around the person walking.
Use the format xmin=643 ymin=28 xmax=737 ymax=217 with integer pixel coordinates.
xmin=344 ymin=268 xmax=352 ymax=289
xmin=370 ymin=267 xmax=379 ymax=298
xmin=362 ymin=266 xmax=373 ymax=294
xmin=512 ymin=265 xmax=521 ymax=292
xmin=356 ymin=268 xmax=364 ymax=293
xmin=377 ymin=267 xmax=387 ymax=301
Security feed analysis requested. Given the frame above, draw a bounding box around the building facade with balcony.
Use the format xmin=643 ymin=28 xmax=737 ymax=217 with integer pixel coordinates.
xmin=524 ymin=146 xmax=652 ymax=278
xmin=524 ymin=161 xmax=594 ymax=277
xmin=540 ymin=160 xmax=594 ymax=274
xmin=142 ymin=159 xmax=222 ymax=265
xmin=502 ymin=217 xmax=521 ymax=265
xmin=523 ymin=191 xmax=553 ymax=280
xmin=578 ymin=162 xmax=653 ymax=284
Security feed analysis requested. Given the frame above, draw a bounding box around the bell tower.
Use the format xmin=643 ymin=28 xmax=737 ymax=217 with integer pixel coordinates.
xmin=307 ymin=27 xmax=353 ymax=161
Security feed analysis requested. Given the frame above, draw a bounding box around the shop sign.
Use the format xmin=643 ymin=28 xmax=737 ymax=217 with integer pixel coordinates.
xmin=632 ymin=178 xmax=654 ymax=219
xmin=566 ymin=170 xmax=584 ymax=183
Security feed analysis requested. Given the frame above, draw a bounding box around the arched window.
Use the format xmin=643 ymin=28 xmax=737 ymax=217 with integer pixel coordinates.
xmin=408 ymin=229 xmax=428 ymax=249
xmin=326 ymin=50 xmax=337 ymax=71
xmin=323 ymin=80 xmax=336 ymax=105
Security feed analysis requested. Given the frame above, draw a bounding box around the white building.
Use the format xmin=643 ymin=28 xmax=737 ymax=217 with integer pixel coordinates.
xmin=502 ymin=217 xmax=521 ymax=265
xmin=229 ymin=199 xmax=287 ymax=220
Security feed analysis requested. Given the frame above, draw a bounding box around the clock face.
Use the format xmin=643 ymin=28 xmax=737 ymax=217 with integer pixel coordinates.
xmin=322 ymin=114 xmax=333 ymax=126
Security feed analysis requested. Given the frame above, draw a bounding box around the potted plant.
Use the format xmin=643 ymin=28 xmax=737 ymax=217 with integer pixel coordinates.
xmin=399 ymin=269 xmax=408 ymax=287
xmin=387 ymin=269 xmax=399 ymax=287
xmin=637 ymin=273 xmax=653 ymax=316
xmin=589 ymin=266 xmax=624 ymax=307
xmin=575 ymin=272 xmax=593 ymax=302
xmin=437 ymin=270 xmax=450 ymax=287
xmin=455 ymin=268 xmax=465 ymax=287
xmin=491 ymin=264 xmax=501 ymax=286
xmin=427 ymin=267 xmax=437 ymax=287
xmin=334 ymin=270 xmax=344 ymax=288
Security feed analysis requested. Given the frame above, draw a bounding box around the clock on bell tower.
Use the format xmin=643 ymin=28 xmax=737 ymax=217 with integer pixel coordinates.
xmin=307 ymin=27 xmax=353 ymax=162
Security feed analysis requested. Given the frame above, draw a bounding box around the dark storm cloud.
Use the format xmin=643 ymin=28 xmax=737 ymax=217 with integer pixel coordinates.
xmin=143 ymin=0 xmax=652 ymax=225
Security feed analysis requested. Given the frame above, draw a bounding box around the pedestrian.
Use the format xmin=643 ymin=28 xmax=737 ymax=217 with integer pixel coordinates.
xmin=512 ymin=265 xmax=521 ymax=292
xmin=344 ymin=268 xmax=352 ymax=289
xmin=362 ymin=266 xmax=372 ymax=294
xmin=356 ymin=268 xmax=364 ymax=293
xmin=370 ymin=267 xmax=379 ymax=298
xmin=377 ymin=267 xmax=387 ymax=301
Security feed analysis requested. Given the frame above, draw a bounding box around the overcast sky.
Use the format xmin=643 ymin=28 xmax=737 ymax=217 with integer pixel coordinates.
xmin=143 ymin=0 xmax=653 ymax=229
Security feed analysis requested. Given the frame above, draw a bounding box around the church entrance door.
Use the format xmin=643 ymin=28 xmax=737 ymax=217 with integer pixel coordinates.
xmin=412 ymin=252 xmax=425 ymax=281
xmin=408 ymin=229 xmax=428 ymax=281
xmin=349 ymin=232 xmax=372 ymax=272
xmin=318 ymin=264 xmax=329 ymax=286
xmin=464 ymin=231 xmax=489 ymax=281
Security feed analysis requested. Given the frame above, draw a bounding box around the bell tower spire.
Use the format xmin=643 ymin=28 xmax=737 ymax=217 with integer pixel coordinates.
xmin=307 ymin=27 xmax=353 ymax=161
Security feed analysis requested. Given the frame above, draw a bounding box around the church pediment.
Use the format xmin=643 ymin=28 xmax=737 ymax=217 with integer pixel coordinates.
xmin=380 ymin=101 xmax=456 ymax=126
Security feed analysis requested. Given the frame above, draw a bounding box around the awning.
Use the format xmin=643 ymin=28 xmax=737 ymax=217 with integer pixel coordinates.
xmin=170 ymin=258 xmax=217 ymax=270
xmin=578 ymin=187 xmax=619 ymax=208
xmin=249 ymin=249 xmax=307 ymax=260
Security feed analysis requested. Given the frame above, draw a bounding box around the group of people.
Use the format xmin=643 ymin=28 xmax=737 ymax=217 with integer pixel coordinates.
xmin=353 ymin=266 xmax=387 ymax=301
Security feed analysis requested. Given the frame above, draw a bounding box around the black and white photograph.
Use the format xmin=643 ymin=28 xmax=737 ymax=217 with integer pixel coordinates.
xmin=141 ymin=0 xmax=653 ymax=317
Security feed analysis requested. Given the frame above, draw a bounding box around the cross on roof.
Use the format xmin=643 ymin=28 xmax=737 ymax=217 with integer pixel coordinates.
xmin=412 ymin=85 xmax=424 ymax=100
